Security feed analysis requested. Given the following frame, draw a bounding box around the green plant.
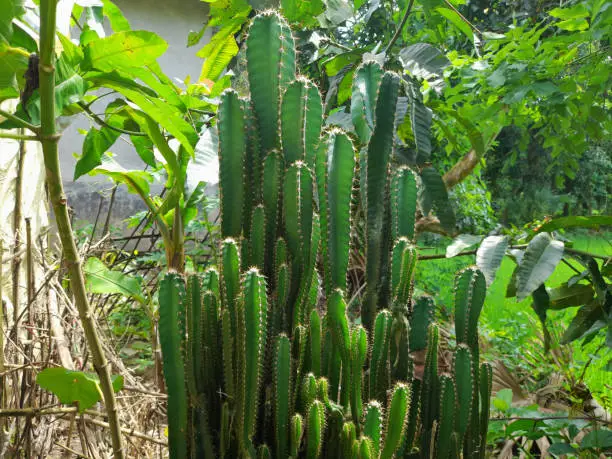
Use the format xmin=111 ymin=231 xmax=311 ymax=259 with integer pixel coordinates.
xmin=158 ymin=12 xmax=493 ymax=458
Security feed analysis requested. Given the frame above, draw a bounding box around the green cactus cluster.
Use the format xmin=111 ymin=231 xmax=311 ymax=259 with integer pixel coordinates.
xmin=158 ymin=11 xmax=492 ymax=458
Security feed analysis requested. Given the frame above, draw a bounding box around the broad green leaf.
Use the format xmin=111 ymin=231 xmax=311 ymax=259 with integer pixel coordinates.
xmin=579 ymin=428 xmax=612 ymax=449
xmin=57 ymin=33 xmax=84 ymax=67
xmin=0 ymin=44 xmax=28 ymax=100
xmin=446 ymin=234 xmax=483 ymax=258
xmin=407 ymin=81 xmax=433 ymax=163
xmin=516 ymin=233 xmax=564 ymax=301
xmin=323 ymin=52 xmax=359 ymax=77
xmin=83 ymin=30 xmax=168 ymax=72
xmin=319 ymin=0 xmax=352 ymax=26
xmin=91 ymin=154 xmax=154 ymax=198
xmin=199 ymin=34 xmax=238 ymax=81
xmin=547 ymin=284 xmax=595 ymax=310
xmin=37 ymin=367 xmax=123 ymax=413
xmin=74 ymin=126 xmax=120 ymax=180
xmin=436 ymin=7 xmax=473 ymax=41
xmin=535 ymin=215 xmax=612 ymax=235
xmin=131 ymin=135 xmax=156 ymax=167
xmin=549 ymin=4 xmax=589 ymax=20
xmin=102 ymin=0 xmax=131 ymax=32
xmin=477 ymin=235 xmax=509 ymax=286
xmin=97 ymin=78 xmax=197 ymax=155
xmin=0 ymin=0 xmax=25 ymax=43
xmin=561 ymin=301 xmax=606 ymax=344
xmin=26 ymin=54 xmax=87 ymax=124
xmin=11 ymin=21 xmax=38 ymax=52
xmin=124 ymin=107 xmax=181 ymax=186
xmin=399 ymin=43 xmax=450 ymax=93
xmin=282 ymin=0 xmax=325 ymax=26
xmin=419 ymin=167 xmax=456 ymax=232
xmin=548 ymin=443 xmax=577 ymax=455
xmin=83 ymin=257 xmax=145 ymax=303
xmin=493 ymin=388 xmax=513 ymax=412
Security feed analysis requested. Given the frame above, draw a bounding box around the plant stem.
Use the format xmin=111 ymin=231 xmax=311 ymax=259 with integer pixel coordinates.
xmin=0 ymin=132 xmax=39 ymax=141
xmin=0 ymin=109 xmax=40 ymax=134
xmin=384 ymin=0 xmax=415 ymax=55
xmin=38 ymin=1 xmax=125 ymax=457
xmin=76 ymin=101 xmax=147 ymax=137
xmin=442 ymin=0 xmax=482 ymax=37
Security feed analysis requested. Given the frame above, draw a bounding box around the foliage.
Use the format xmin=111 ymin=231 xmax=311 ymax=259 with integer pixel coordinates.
xmin=443 ymin=218 xmax=612 ymax=359
xmin=37 ymin=368 xmax=124 ymax=413
xmin=83 ymin=256 xmax=145 ymax=304
xmin=157 ymin=12 xmax=492 ymax=458
xmin=487 ymin=391 xmax=612 ymax=457
xmin=1 ymin=0 xmax=223 ymax=272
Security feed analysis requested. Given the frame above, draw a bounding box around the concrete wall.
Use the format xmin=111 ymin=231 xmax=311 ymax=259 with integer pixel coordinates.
xmin=60 ymin=0 xmax=210 ymax=227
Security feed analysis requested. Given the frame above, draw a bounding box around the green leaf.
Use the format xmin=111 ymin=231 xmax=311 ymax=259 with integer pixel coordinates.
xmin=91 ymin=155 xmax=154 ymax=198
xmin=399 ymin=43 xmax=450 ymax=93
xmin=516 ymin=233 xmax=564 ymax=301
xmin=580 ymin=428 xmax=612 ymax=449
xmin=476 ymin=235 xmax=509 ymax=286
xmin=102 ymin=0 xmax=131 ymax=32
xmin=96 ymin=77 xmax=197 ymax=155
xmin=548 ymin=443 xmax=577 ymax=455
xmin=74 ymin=127 xmax=120 ymax=180
xmin=131 ymin=135 xmax=156 ymax=167
xmin=436 ymin=7 xmax=473 ymax=41
xmin=83 ymin=257 xmax=145 ymax=303
xmin=446 ymin=234 xmax=483 ymax=258
xmin=199 ymin=33 xmax=239 ymax=81
xmin=561 ymin=301 xmax=606 ymax=344
xmin=57 ymin=33 xmax=84 ymax=67
xmin=493 ymin=388 xmax=513 ymax=412
xmin=319 ymin=0 xmax=353 ymax=26
xmin=0 ymin=44 xmax=28 ymax=100
xmin=406 ymin=81 xmax=433 ymax=163
xmin=83 ymin=30 xmax=168 ymax=72
xmin=0 ymin=0 xmax=25 ymax=44
xmin=26 ymin=54 xmax=87 ymax=124
xmin=419 ymin=167 xmax=456 ymax=232
xmin=535 ymin=216 xmax=612 ymax=235
xmin=547 ymin=284 xmax=594 ymax=310
xmin=549 ymin=4 xmax=589 ymax=20
xmin=282 ymin=0 xmax=325 ymax=27
xmin=36 ymin=367 xmax=123 ymax=413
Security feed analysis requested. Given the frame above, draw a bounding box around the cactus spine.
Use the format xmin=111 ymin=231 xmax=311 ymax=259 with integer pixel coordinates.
xmin=157 ymin=11 xmax=492 ymax=459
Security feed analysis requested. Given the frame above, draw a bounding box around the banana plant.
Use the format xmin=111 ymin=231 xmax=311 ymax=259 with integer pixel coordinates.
xmin=157 ymin=11 xmax=493 ymax=459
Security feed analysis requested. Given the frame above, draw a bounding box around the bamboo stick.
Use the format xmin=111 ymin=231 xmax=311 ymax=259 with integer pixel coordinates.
xmin=38 ymin=1 xmax=124 ymax=456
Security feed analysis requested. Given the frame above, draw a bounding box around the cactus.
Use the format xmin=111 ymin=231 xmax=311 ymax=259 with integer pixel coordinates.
xmin=275 ymin=335 xmax=291 ymax=459
xmin=380 ymin=383 xmax=410 ymax=459
xmin=306 ymin=400 xmax=325 ymax=459
xmin=363 ymin=401 xmax=383 ymax=456
xmin=157 ymin=11 xmax=492 ymax=459
xmin=436 ymin=375 xmax=456 ymax=459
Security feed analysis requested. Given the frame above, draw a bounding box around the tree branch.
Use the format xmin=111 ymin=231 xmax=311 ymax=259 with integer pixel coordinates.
xmin=385 ymin=0 xmax=415 ymax=55
xmin=0 ymin=109 xmax=40 ymax=134
xmin=442 ymin=148 xmax=480 ymax=189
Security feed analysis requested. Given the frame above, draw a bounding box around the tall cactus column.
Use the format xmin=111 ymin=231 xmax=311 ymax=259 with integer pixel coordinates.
xmin=156 ymin=10 xmax=494 ymax=459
